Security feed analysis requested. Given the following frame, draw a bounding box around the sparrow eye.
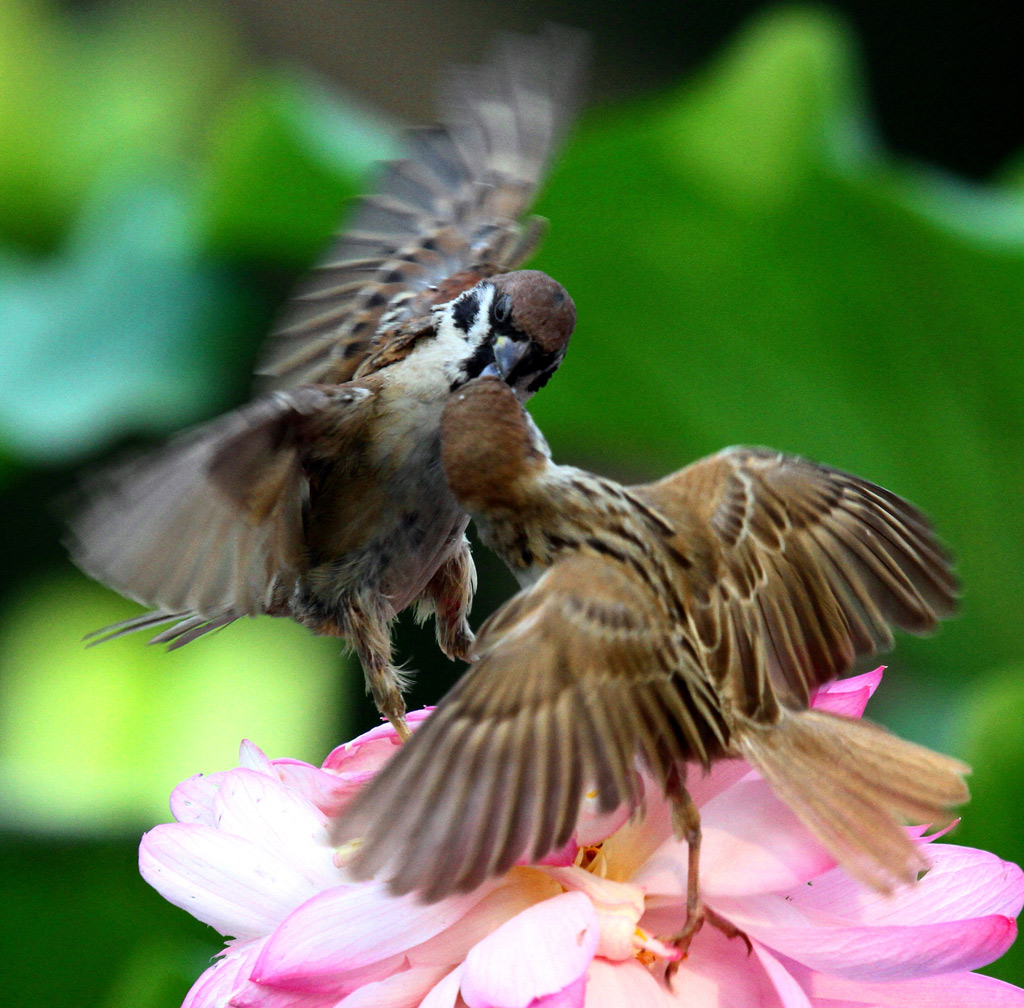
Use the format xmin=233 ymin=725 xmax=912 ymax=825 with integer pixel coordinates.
xmin=492 ymin=293 xmax=512 ymax=326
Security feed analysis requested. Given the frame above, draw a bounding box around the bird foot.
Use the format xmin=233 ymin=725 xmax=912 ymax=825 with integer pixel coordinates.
xmin=664 ymin=904 xmax=751 ymax=982
xmin=388 ymin=713 xmax=411 ymax=743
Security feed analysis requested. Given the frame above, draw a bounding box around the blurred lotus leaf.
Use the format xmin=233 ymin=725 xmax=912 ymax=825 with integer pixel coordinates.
xmin=0 ymin=0 xmax=243 ymax=250
xmin=530 ymin=7 xmax=1024 ymax=709
xmin=199 ymin=74 xmax=396 ymax=265
xmin=955 ymin=664 xmax=1024 ymax=982
xmin=0 ymin=181 xmax=233 ymax=462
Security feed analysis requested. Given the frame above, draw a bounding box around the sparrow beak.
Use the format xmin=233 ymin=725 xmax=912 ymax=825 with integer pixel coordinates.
xmin=484 ymin=335 xmax=529 ymax=381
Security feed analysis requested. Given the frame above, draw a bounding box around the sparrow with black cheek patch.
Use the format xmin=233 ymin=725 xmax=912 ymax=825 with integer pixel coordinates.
xmin=67 ymin=28 xmax=584 ymax=740
xmin=334 ymin=376 xmax=968 ymax=960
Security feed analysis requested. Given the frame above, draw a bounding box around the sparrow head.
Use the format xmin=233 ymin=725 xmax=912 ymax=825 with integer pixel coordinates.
xmin=441 ymin=269 xmax=575 ymax=398
xmin=441 ymin=376 xmax=549 ymax=514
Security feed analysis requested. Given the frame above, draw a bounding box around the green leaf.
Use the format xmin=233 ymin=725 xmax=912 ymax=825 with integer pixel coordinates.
xmin=530 ymin=6 xmax=1024 ymax=699
xmin=0 ymin=571 xmax=345 ymax=832
xmin=0 ymin=0 xmax=242 ymax=250
xmin=198 ymin=74 xmax=396 ymax=266
xmin=0 ymin=180 xmax=234 ymax=461
xmin=954 ymin=664 xmax=1024 ymax=985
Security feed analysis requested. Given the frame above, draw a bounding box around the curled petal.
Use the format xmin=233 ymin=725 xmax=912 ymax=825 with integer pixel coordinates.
xmin=321 ymin=710 xmax=433 ymax=776
xmin=541 ymin=866 xmax=647 ymax=961
xmin=810 ymin=668 xmax=884 ymax=717
xmin=460 ymin=892 xmax=599 ymax=1008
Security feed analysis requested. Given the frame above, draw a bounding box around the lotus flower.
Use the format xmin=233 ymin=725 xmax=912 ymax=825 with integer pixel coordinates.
xmin=141 ymin=669 xmax=1024 ymax=1007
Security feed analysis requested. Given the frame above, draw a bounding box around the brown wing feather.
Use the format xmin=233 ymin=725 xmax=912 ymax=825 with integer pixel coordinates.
xmin=68 ymin=385 xmax=375 ymax=644
xmin=633 ymin=447 xmax=958 ymax=717
xmin=258 ymin=27 xmax=587 ymax=390
xmin=333 ymin=554 xmax=725 ymax=900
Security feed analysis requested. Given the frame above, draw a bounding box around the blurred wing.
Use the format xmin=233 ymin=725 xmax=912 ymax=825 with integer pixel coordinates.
xmin=259 ymin=26 xmax=587 ymax=389
xmin=334 ymin=554 xmax=726 ymax=901
xmin=632 ymin=447 xmax=959 ymax=717
xmin=68 ymin=385 xmax=374 ymax=646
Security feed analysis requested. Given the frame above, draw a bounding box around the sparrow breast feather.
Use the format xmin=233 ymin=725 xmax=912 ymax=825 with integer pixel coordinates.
xmin=68 ymin=28 xmax=585 ymax=740
xmin=334 ymin=376 xmax=968 ymax=951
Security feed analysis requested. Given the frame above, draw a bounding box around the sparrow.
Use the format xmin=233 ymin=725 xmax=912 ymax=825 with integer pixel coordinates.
xmin=334 ymin=376 xmax=969 ymax=953
xmin=67 ymin=28 xmax=585 ymax=740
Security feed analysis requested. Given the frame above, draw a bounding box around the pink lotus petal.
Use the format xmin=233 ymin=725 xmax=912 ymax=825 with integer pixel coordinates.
xmin=336 ymin=965 xmax=452 ymax=1008
xmin=665 ymin=925 xmax=790 ymax=1007
xmin=698 ymin=780 xmax=835 ymax=897
xmin=270 ymin=760 xmax=360 ymax=818
xmin=802 ymin=964 xmax=1024 ymax=1006
xmin=231 ymin=954 xmax=408 ymax=1007
xmin=752 ymin=942 xmax=815 ymax=1008
xmin=787 ymin=845 xmax=1024 ymax=926
xmin=735 ymin=913 xmax=1017 ymax=982
xmin=211 ymin=770 xmax=340 ymax=890
xmin=460 ymin=891 xmax=599 ymax=1008
xmin=253 ymin=882 xmax=491 ymax=988
xmin=239 ymin=740 xmax=276 ymax=775
xmin=229 ymin=983 xmax=336 ymax=1008
xmin=575 ymin=781 xmax=639 ymax=846
xmin=541 ymin=866 xmax=646 ymax=960
xmin=584 ymin=958 xmax=672 ymax=1008
xmin=810 ymin=669 xmax=884 ymax=718
xmin=600 ymin=786 xmax=673 ymax=882
xmin=687 ymin=758 xmax=759 ymax=809
xmin=631 ymin=783 xmax=833 ymax=905
xmin=321 ymin=709 xmax=433 ymax=775
xmin=408 ymin=871 xmax=562 ymax=968
xmin=170 ymin=771 xmax=229 ymax=825
xmin=533 ymin=974 xmax=587 ymax=1008
xmin=140 ymin=824 xmax=324 ymax=939
xmin=421 ymin=965 xmax=465 ymax=1008
xmin=182 ymin=941 xmax=262 ymax=1008
xmin=533 ymin=837 xmax=580 ymax=868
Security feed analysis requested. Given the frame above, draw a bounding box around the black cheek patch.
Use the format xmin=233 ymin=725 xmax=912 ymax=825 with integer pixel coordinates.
xmin=452 ymin=291 xmax=480 ymax=333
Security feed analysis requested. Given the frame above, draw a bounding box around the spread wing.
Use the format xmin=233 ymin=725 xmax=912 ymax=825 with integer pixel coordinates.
xmin=334 ymin=554 xmax=727 ymax=901
xmin=259 ymin=26 xmax=587 ymax=390
xmin=68 ymin=385 xmax=376 ymax=646
xmin=631 ymin=447 xmax=958 ymax=719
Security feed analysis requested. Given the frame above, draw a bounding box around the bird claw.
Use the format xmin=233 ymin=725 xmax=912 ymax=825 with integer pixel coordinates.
xmin=664 ymin=905 xmax=751 ymax=983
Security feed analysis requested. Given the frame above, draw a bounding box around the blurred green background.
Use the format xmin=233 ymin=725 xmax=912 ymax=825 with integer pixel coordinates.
xmin=2 ymin=0 xmax=1023 ymax=1001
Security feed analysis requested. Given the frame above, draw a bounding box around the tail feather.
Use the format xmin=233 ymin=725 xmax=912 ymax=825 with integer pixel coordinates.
xmin=736 ymin=709 xmax=969 ymax=893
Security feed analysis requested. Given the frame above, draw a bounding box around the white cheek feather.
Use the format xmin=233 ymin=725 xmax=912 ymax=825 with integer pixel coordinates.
xmin=431 ymin=284 xmax=496 ymax=364
xmin=393 ymin=284 xmax=497 ymax=396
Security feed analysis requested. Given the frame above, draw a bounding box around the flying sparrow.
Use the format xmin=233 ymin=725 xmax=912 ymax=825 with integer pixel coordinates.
xmin=68 ymin=29 xmax=585 ymax=739
xmin=334 ymin=376 xmax=968 ymax=953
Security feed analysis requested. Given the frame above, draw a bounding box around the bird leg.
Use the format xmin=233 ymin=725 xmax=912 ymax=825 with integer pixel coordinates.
xmin=417 ymin=542 xmax=476 ymax=663
xmin=342 ymin=595 xmax=411 ymax=742
xmin=664 ymin=789 xmax=750 ymax=978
